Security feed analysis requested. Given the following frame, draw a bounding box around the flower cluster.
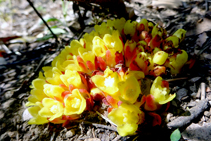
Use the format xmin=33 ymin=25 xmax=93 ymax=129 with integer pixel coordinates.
xmin=26 ymin=18 xmax=189 ymax=136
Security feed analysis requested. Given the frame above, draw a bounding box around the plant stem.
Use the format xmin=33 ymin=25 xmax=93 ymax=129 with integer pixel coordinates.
xmin=26 ymin=0 xmax=59 ymax=43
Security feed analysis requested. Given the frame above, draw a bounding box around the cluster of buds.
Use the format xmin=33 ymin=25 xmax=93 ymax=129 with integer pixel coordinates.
xmin=26 ymin=18 xmax=189 ymax=136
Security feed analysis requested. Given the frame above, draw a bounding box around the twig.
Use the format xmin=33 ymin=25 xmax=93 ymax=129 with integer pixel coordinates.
xmin=165 ymin=77 xmax=188 ymax=82
xmin=196 ymin=87 xmax=201 ymax=99
xmin=26 ymin=0 xmax=58 ymax=43
xmin=113 ymin=135 xmax=122 ymax=141
xmin=96 ymin=111 xmax=117 ymax=126
xmin=92 ymin=123 xmax=117 ymax=132
xmin=201 ymin=82 xmax=206 ymax=100
xmin=72 ymin=120 xmax=117 ymax=131
xmin=197 ymin=37 xmax=211 ymax=55
xmin=167 ymin=99 xmax=210 ymax=130
xmin=92 ymin=128 xmax=96 ymax=138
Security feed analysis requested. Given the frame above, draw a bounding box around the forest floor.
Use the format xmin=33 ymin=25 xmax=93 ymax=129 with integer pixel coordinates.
xmin=0 ymin=0 xmax=211 ymax=141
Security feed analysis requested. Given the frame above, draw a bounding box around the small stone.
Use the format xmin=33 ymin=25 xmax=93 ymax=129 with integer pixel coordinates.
xmin=109 ymin=132 xmax=117 ymax=140
xmin=189 ymin=77 xmax=201 ymax=83
xmin=2 ymin=98 xmax=15 ymax=109
xmin=176 ymin=88 xmax=188 ymax=101
xmin=166 ymin=113 xmax=173 ymax=122
xmin=86 ymin=129 xmax=93 ymax=138
xmin=204 ymin=111 xmax=211 ymax=117
xmin=0 ymin=132 xmax=10 ymax=141
xmin=0 ymin=110 xmax=5 ymax=119
xmin=4 ymin=91 xmax=14 ymax=99
xmin=7 ymin=131 xmax=17 ymax=138
xmin=22 ymin=109 xmax=33 ymax=121
xmin=189 ymin=85 xmax=196 ymax=92
xmin=66 ymin=129 xmax=75 ymax=138
xmin=187 ymin=101 xmax=197 ymax=108
xmin=190 ymin=92 xmax=197 ymax=98
xmin=182 ymin=123 xmax=211 ymax=141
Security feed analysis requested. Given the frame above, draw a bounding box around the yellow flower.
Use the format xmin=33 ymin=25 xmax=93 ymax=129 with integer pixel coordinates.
xmin=43 ymin=84 xmax=64 ymax=100
xmin=91 ymin=67 xmax=120 ymax=98
xmin=39 ymin=98 xmax=64 ymax=121
xmin=42 ymin=66 xmax=63 ymax=85
xmin=118 ymin=76 xmax=141 ymax=104
xmin=113 ymin=18 xmax=126 ymax=33
xmin=94 ymin=22 xmax=112 ymax=38
xmin=27 ymin=102 xmax=48 ymax=124
xmin=108 ymin=103 xmax=145 ymax=136
xmin=103 ymin=30 xmax=123 ymax=53
xmin=64 ymin=89 xmax=86 ymax=115
xmin=153 ymin=51 xmax=168 ymax=65
xmin=124 ymin=20 xmax=137 ymax=36
xmin=168 ymin=50 xmax=188 ymax=74
xmin=60 ymin=70 xmax=87 ymax=89
xmin=150 ymin=76 xmax=175 ymax=104
xmin=173 ymin=29 xmax=186 ymax=42
xmin=92 ymin=36 xmax=107 ymax=58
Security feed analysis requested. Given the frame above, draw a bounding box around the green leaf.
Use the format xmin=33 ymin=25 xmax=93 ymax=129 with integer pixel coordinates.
xmin=50 ymin=28 xmax=66 ymax=34
xmin=36 ymin=35 xmax=54 ymax=42
xmin=45 ymin=17 xmax=61 ymax=23
xmin=170 ymin=129 xmax=181 ymax=141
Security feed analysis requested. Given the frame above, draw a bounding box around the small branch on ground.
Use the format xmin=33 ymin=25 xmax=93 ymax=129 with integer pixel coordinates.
xmin=167 ymin=99 xmax=210 ymax=131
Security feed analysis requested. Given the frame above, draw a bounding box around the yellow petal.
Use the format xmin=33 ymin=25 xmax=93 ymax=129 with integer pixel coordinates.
xmin=92 ymin=36 xmax=107 ymax=58
xmin=153 ymin=51 xmax=168 ymax=65
xmin=118 ymin=76 xmax=141 ymax=104
xmin=43 ymin=84 xmax=64 ymax=99
xmin=60 ymin=70 xmax=86 ymax=89
xmin=64 ymin=89 xmax=86 ymax=115
xmin=39 ymin=98 xmax=64 ymax=121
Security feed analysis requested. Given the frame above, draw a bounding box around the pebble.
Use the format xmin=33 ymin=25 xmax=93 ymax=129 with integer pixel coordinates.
xmin=176 ymin=88 xmax=188 ymax=101
xmin=86 ymin=128 xmax=93 ymax=138
xmin=109 ymin=132 xmax=117 ymax=140
xmin=65 ymin=129 xmax=75 ymax=138
xmin=2 ymin=98 xmax=16 ymax=109
xmin=190 ymin=92 xmax=197 ymax=98
xmin=189 ymin=77 xmax=201 ymax=83
xmin=4 ymin=91 xmax=14 ymax=99
xmin=7 ymin=131 xmax=17 ymax=138
xmin=182 ymin=123 xmax=211 ymax=141
xmin=0 ymin=110 xmax=5 ymax=119
xmin=22 ymin=109 xmax=33 ymax=121
xmin=166 ymin=113 xmax=173 ymax=122
xmin=187 ymin=101 xmax=197 ymax=107
xmin=189 ymin=85 xmax=197 ymax=92
xmin=204 ymin=111 xmax=211 ymax=117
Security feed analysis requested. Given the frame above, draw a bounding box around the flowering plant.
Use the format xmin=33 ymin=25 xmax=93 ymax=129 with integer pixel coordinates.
xmin=26 ymin=18 xmax=189 ymax=136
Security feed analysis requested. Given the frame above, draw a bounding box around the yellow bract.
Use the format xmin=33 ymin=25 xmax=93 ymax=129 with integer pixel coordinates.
xmin=150 ymin=76 xmax=175 ymax=104
xmin=108 ymin=103 xmax=145 ymax=136
xmin=64 ymin=89 xmax=86 ymax=115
